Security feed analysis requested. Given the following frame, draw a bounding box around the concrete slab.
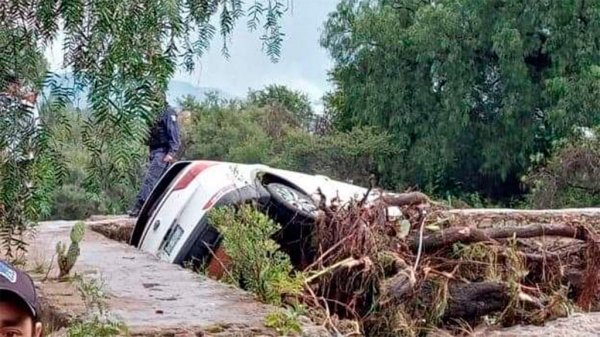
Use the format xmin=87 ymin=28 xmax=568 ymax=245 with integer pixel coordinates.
xmin=26 ymin=220 xmax=294 ymax=336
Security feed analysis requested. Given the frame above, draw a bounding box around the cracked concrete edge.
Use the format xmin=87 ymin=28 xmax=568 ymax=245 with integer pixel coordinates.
xmin=33 ymin=272 xmax=320 ymax=337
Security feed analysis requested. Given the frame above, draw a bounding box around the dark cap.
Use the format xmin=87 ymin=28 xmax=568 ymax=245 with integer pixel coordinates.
xmin=0 ymin=260 xmax=39 ymax=320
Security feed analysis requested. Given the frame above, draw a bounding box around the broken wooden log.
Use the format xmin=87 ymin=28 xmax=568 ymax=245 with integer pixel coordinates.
xmin=441 ymin=281 xmax=510 ymax=321
xmin=438 ymin=208 xmax=600 ymax=229
xmin=408 ymin=223 xmax=590 ymax=253
xmin=382 ymin=276 xmax=510 ymax=322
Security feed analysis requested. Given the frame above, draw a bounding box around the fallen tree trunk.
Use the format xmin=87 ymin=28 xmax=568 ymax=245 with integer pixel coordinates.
xmin=408 ymin=223 xmax=590 ymax=253
xmin=382 ymin=275 xmax=510 ymax=322
xmin=438 ymin=208 xmax=600 ymax=229
xmin=441 ymin=281 xmax=510 ymax=321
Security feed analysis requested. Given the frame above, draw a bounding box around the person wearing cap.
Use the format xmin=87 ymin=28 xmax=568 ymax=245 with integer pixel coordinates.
xmin=0 ymin=260 xmax=42 ymax=337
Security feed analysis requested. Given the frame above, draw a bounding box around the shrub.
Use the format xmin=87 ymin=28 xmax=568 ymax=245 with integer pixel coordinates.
xmin=48 ymin=184 xmax=109 ymax=220
xmin=208 ymin=205 xmax=304 ymax=306
xmin=524 ymin=127 xmax=600 ymax=208
xmin=275 ymin=126 xmax=398 ymax=187
xmin=67 ymin=275 xmax=127 ymax=337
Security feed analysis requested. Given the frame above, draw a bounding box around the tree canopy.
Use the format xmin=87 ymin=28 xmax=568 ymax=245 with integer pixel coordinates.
xmin=248 ymin=84 xmax=315 ymax=130
xmin=322 ymin=0 xmax=600 ymax=200
xmin=0 ymin=0 xmax=292 ymax=254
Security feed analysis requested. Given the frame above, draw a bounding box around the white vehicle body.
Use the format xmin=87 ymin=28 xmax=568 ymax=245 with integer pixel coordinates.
xmin=130 ymin=160 xmax=398 ymax=266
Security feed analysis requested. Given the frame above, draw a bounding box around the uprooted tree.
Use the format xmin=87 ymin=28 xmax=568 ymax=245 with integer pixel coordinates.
xmin=296 ymin=191 xmax=600 ymax=336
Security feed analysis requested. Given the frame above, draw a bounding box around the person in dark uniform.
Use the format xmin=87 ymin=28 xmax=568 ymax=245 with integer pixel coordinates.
xmin=128 ymin=95 xmax=181 ymax=217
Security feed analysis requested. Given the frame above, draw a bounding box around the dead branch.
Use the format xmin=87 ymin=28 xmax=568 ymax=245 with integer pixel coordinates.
xmin=408 ymin=223 xmax=589 ymax=252
xmin=305 ymin=190 xmax=600 ymax=335
xmin=380 ymin=191 xmax=434 ymax=207
xmin=408 ymin=226 xmax=492 ymax=252
xmin=485 ymin=223 xmax=588 ymax=241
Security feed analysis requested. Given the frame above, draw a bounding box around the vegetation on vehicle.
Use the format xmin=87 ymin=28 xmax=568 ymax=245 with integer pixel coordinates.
xmin=211 ymin=191 xmax=600 ymax=336
xmin=299 ymin=194 xmax=600 ymax=336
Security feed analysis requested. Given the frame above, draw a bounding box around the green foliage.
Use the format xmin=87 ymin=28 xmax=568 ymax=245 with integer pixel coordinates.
xmin=0 ymin=46 xmax=63 ymax=255
xmin=322 ymin=0 xmax=600 ymax=201
xmin=3 ymin=0 xmax=290 ymax=129
xmin=67 ymin=316 xmax=125 ymax=337
xmin=49 ymin=184 xmax=110 ymax=221
xmin=265 ymin=308 xmax=303 ymax=335
xmin=182 ymin=90 xmax=396 ymax=186
xmin=0 ymin=0 xmax=290 ymax=249
xmin=57 ymin=222 xmax=86 ymax=279
xmin=209 ymin=205 xmax=304 ymax=306
xmin=248 ymin=84 xmax=315 ymax=131
xmin=183 ymin=98 xmax=274 ymax=164
xmin=68 ymin=275 xmax=128 ymax=337
xmin=0 ymin=26 xmax=47 ymax=89
xmin=274 ymin=126 xmax=397 ymax=187
xmin=524 ymin=127 xmax=600 ymax=208
xmin=43 ymin=106 xmax=144 ymax=219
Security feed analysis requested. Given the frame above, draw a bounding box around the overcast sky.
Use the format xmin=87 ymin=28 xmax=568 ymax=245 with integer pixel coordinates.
xmin=44 ymin=1 xmax=339 ymax=109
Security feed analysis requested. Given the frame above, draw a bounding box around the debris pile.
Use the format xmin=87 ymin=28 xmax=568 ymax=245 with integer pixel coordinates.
xmin=301 ymin=192 xmax=600 ymax=336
